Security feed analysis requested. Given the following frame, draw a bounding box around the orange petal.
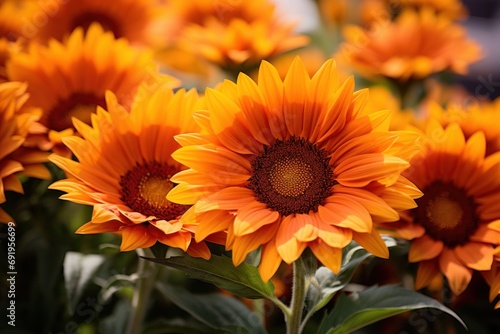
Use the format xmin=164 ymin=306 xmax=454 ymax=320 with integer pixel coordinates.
xmin=195 ymin=187 xmax=255 ymax=213
xmin=310 ymin=240 xmax=342 ymax=274
xmin=76 ymin=221 xmax=123 ymax=234
xmin=120 ymin=225 xmax=156 ymax=251
xmin=187 ymin=240 xmax=211 ymax=260
xmin=333 ymin=185 xmax=400 ymax=222
xmin=408 ymin=235 xmax=444 ymax=262
xmin=336 ymin=154 xmax=409 ymax=187
xmin=352 ymin=229 xmax=389 ymax=259
xmin=439 ymin=249 xmax=473 ymax=295
xmin=234 ymin=201 xmax=279 ymax=237
xmin=156 ymin=229 xmax=192 ymax=251
xmin=275 ymin=215 xmax=308 ymax=264
xmin=320 ymin=197 xmax=372 ymax=233
xmin=454 ymin=242 xmax=493 ymax=271
xmin=259 ymin=239 xmax=282 ymax=282
xmin=231 ymin=222 xmax=279 ymax=266
xmin=194 ymin=210 xmax=233 ymax=242
xmin=415 ymin=260 xmax=440 ymax=291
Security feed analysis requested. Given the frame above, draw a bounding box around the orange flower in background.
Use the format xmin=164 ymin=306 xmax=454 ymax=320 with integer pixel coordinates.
xmin=337 ymin=9 xmax=482 ymax=81
xmin=0 ymin=0 xmax=36 ymax=82
xmin=27 ymin=0 xmax=168 ymax=47
xmin=167 ymin=0 xmax=309 ymax=71
xmin=397 ymin=0 xmax=468 ymax=20
xmin=426 ymin=99 xmax=500 ymax=157
xmin=49 ymin=87 xmax=217 ymax=257
xmin=167 ymin=57 xmax=422 ymax=281
xmin=6 ymin=23 xmax=178 ymax=157
xmin=0 ymin=81 xmax=50 ymax=223
xmin=384 ymin=120 xmax=500 ymax=295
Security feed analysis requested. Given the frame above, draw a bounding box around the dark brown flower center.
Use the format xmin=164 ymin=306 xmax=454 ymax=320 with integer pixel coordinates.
xmin=248 ymin=137 xmax=335 ymax=217
xmin=71 ymin=12 xmax=122 ymax=38
xmin=119 ymin=161 xmax=189 ymax=221
xmin=46 ymin=92 xmax=105 ymax=131
xmin=413 ymin=181 xmax=479 ymax=247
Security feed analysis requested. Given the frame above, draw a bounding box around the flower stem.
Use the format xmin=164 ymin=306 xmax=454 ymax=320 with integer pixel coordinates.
xmin=286 ymin=256 xmax=307 ymax=334
xmin=126 ymin=248 xmax=157 ymax=334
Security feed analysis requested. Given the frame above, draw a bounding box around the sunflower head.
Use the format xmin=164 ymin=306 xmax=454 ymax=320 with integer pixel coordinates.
xmin=337 ymin=8 xmax=482 ymax=81
xmin=167 ymin=0 xmax=309 ymax=72
xmin=384 ymin=119 xmax=500 ymax=295
xmin=426 ymin=99 xmax=500 ymax=157
xmin=0 ymin=81 xmax=50 ymax=223
xmin=28 ymin=0 xmax=168 ymax=47
xmin=167 ymin=56 xmax=422 ymax=281
xmin=49 ymin=86 xmax=219 ymax=256
xmin=6 ymin=23 xmax=179 ymax=157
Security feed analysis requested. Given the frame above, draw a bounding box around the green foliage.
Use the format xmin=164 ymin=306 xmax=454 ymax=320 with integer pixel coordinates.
xmin=318 ymin=285 xmax=467 ymax=334
xmin=143 ymin=254 xmax=276 ymax=300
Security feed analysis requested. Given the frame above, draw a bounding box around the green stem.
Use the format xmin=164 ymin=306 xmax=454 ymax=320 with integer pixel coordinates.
xmin=286 ymin=257 xmax=307 ymax=334
xmin=126 ymin=248 xmax=157 ymax=334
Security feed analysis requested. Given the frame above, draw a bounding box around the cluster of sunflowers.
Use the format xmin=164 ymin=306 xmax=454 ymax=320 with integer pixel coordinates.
xmin=1 ymin=0 xmax=500 ymax=333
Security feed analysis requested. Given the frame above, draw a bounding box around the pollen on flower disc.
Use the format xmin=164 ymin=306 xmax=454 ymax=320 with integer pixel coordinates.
xmin=414 ymin=181 xmax=479 ymax=247
xmin=47 ymin=92 xmax=106 ymax=131
xmin=71 ymin=13 xmax=122 ymax=38
xmin=120 ymin=161 xmax=189 ymax=220
xmin=248 ymin=137 xmax=335 ymax=216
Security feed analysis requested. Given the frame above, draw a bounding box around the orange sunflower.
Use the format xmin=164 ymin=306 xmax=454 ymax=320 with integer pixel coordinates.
xmin=167 ymin=0 xmax=309 ymax=72
xmin=397 ymin=0 xmax=468 ymax=20
xmin=6 ymin=23 xmax=178 ymax=157
xmin=167 ymin=57 xmax=422 ymax=281
xmin=0 ymin=81 xmax=50 ymax=223
xmin=28 ymin=0 xmax=167 ymax=47
xmin=425 ymin=99 xmax=500 ymax=157
xmin=0 ymin=0 xmax=33 ymax=83
xmin=336 ymin=8 xmax=481 ymax=81
xmin=384 ymin=120 xmax=500 ymax=295
xmin=48 ymin=86 xmax=218 ymax=257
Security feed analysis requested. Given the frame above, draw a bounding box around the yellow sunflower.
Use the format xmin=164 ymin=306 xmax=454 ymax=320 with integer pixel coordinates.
xmin=28 ymin=0 xmax=167 ymax=47
xmin=167 ymin=57 xmax=422 ymax=281
xmin=0 ymin=81 xmax=50 ymax=223
xmin=336 ymin=8 xmax=481 ymax=81
xmin=426 ymin=99 xmax=500 ymax=157
xmin=384 ymin=120 xmax=500 ymax=295
xmin=6 ymin=23 xmax=178 ymax=157
xmin=48 ymin=86 xmax=219 ymax=256
xmin=168 ymin=0 xmax=309 ymax=72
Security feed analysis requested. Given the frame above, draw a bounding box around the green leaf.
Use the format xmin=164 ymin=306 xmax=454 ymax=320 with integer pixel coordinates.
xmin=143 ymin=254 xmax=275 ymax=300
xmin=306 ymin=236 xmax=397 ymax=316
xmin=318 ymin=285 xmax=467 ymax=334
xmin=156 ymin=283 xmax=266 ymax=334
xmin=63 ymin=251 xmax=106 ymax=313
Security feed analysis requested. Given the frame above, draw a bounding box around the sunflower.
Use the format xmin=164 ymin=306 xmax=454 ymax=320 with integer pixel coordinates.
xmin=48 ymin=86 xmax=218 ymax=256
xmin=167 ymin=0 xmax=309 ymax=72
xmin=426 ymin=99 xmax=500 ymax=157
xmin=28 ymin=0 xmax=167 ymax=47
xmin=6 ymin=23 xmax=178 ymax=157
xmin=336 ymin=8 xmax=481 ymax=81
xmin=397 ymin=0 xmax=468 ymax=20
xmin=0 ymin=0 xmax=33 ymax=83
xmin=0 ymin=81 xmax=50 ymax=223
xmin=167 ymin=57 xmax=422 ymax=281
xmin=383 ymin=120 xmax=500 ymax=295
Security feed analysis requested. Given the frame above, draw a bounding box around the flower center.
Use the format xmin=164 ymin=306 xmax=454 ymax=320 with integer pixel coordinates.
xmin=47 ymin=92 xmax=105 ymax=131
xmin=413 ymin=181 xmax=479 ymax=247
xmin=71 ymin=12 xmax=122 ymax=38
xmin=248 ymin=137 xmax=335 ymax=217
xmin=119 ymin=161 xmax=190 ymax=221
